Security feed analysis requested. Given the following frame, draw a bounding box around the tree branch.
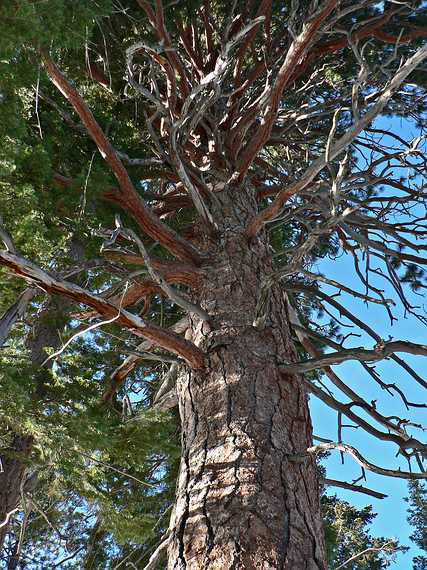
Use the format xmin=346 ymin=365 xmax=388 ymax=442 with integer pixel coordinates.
xmin=306 ymin=442 xmax=427 ymax=479
xmin=334 ymin=541 xmax=396 ymax=570
xmin=247 ymin=42 xmax=427 ymax=237
xmin=322 ymin=478 xmax=387 ymax=499
xmin=104 ymin=317 xmax=188 ymax=402
xmin=283 ymin=340 xmax=427 ymax=374
xmin=141 ymin=535 xmax=171 ymax=570
xmin=236 ymin=0 xmax=339 ymax=180
xmin=0 ymin=250 xmax=204 ymax=369
xmin=41 ymin=53 xmax=202 ymax=265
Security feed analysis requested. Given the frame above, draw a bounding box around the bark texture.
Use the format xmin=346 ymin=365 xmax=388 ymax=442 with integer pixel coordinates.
xmin=168 ymin=190 xmax=326 ymax=569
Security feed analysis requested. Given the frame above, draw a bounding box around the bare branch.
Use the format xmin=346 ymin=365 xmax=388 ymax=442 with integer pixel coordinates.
xmin=0 ymin=250 xmax=204 ymax=369
xmin=117 ymin=223 xmax=210 ymax=321
xmin=305 ymin=442 xmax=427 ymax=479
xmin=334 ymin=541 xmax=396 ymax=570
xmin=236 ymin=0 xmax=339 ymax=179
xmin=247 ymin=42 xmax=427 ymax=237
xmin=283 ymin=340 xmax=427 ymax=374
xmin=322 ymin=479 xmax=387 ymax=499
xmin=0 ymin=289 xmax=37 ymax=348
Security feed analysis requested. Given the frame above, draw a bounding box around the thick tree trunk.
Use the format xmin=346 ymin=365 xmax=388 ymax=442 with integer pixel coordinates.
xmin=168 ymin=191 xmax=326 ymax=569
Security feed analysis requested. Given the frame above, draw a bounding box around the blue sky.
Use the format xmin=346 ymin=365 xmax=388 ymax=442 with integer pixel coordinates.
xmin=310 ymin=115 xmax=426 ymax=568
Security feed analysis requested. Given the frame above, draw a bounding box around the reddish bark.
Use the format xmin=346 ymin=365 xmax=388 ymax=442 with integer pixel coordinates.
xmin=42 ymin=54 xmax=202 ymax=266
xmin=0 ymin=250 xmax=205 ymax=370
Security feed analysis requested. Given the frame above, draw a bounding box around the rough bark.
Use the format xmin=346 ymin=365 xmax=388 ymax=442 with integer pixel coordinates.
xmin=168 ymin=189 xmax=326 ymax=569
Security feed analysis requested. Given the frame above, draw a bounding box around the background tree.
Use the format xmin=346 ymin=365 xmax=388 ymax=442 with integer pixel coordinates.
xmin=407 ymin=481 xmax=427 ymax=570
xmin=1 ymin=1 xmax=427 ymax=568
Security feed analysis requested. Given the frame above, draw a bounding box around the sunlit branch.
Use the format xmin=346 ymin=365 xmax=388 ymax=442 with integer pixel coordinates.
xmin=0 ymin=250 xmax=204 ymax=370
xmin=236 ymin=0 xmax=339 ymax=180
xmin=284 ymin=341 xmax=427 ymax=374
xmin=300 ymin=377 xmax=427 ymax=455
xmin=105 ymin=317 xmax=188 ymax=403
xmin=322 ymin=479 xmax=387 ymax=499
xmin=306 ymin=442 xmax=427 ymax=480
xmin=247 ymin=42 xmax=427 ymax=237
xmin=41 ymin=53 xmax=202 ymax=266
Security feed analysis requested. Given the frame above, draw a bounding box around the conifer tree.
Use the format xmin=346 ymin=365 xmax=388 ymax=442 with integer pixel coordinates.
xmin=1 ymin=1 xmax=427 ymax=568
xmin=407 ymin=481 xmax=427 ymax=570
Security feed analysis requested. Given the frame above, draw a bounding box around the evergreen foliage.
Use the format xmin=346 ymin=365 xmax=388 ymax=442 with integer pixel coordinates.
xmin=0 ymin=0 xmax=426 ymax=567
xmin=407 ymin=481 xmax=427 ymax=570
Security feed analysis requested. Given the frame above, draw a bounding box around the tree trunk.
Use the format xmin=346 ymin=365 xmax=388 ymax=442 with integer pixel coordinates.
xmin=168 ymin=190 xmax=326 ymax=569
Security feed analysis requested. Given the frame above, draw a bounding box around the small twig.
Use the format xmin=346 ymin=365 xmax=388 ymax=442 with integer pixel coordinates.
xmin=75 ymin=449 xmax=156 ymax=488
xmin=322 ymin=478 xmax=387 ymax=499
xmin=42 ymin=283 xmax=129 ymax=366
xmin=334 ymin=540 xmax=396 ymax=569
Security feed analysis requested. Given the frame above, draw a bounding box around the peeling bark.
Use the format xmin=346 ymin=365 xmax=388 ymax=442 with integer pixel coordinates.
xmin=168 ymin=190 xmax=326 ymax=569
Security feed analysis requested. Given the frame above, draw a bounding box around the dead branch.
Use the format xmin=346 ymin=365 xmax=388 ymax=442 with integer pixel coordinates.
xmin=0 ymin=250 xmax=204 ymax=369
xmin=247 ymin=42 xmax=427 ymax=237
xmin=283 ymin=340 xmax=427 ymax=374
xmin=322 ymin=479 xmax=387 ymax=499
xmin=306 ymin=442 xmax=426 ymax=479
xmin=41 ymin=53 xmax=202 ymax=266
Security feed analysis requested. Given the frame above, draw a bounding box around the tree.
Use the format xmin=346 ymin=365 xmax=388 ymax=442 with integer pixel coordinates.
xmin=323 ymin=494 xmax=402 ymax=569
xmin=407 ymin=481 xmax=427 ymax=570
xmin=1 ymin=1 xmax=427 ymax=568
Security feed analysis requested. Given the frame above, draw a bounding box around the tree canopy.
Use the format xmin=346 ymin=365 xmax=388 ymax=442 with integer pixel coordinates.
xmin=0 ymin=1 xmax=426 ymax=568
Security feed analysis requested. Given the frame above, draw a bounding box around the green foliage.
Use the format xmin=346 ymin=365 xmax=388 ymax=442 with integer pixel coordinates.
xmin=407 ymin=481 xmax=427 ymax=570
xmin=323 ymin=494 xmax=404 ymax=569
xmin=0 ymin=1 xmax=114 ymax=55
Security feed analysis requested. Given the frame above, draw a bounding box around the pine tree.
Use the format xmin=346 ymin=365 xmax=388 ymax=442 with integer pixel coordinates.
xmin=1 ymin=1 xmax=427 ymax=568
xmin=407 ymin=481 xmax=427 ymax=570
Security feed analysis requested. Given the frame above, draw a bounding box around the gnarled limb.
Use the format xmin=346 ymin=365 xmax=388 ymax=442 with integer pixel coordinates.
xmin=284 ymin=340 xmax=427 ymax=374
xmin=306 ymin=442 xmax=427 ymax=480
xmin=0 ymin=251 xmax=204 ymax=369
xmin=246 ymin=42 xmax=427 ymax=237
xmin=41 ymin=53 xmax=202 ymax=266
